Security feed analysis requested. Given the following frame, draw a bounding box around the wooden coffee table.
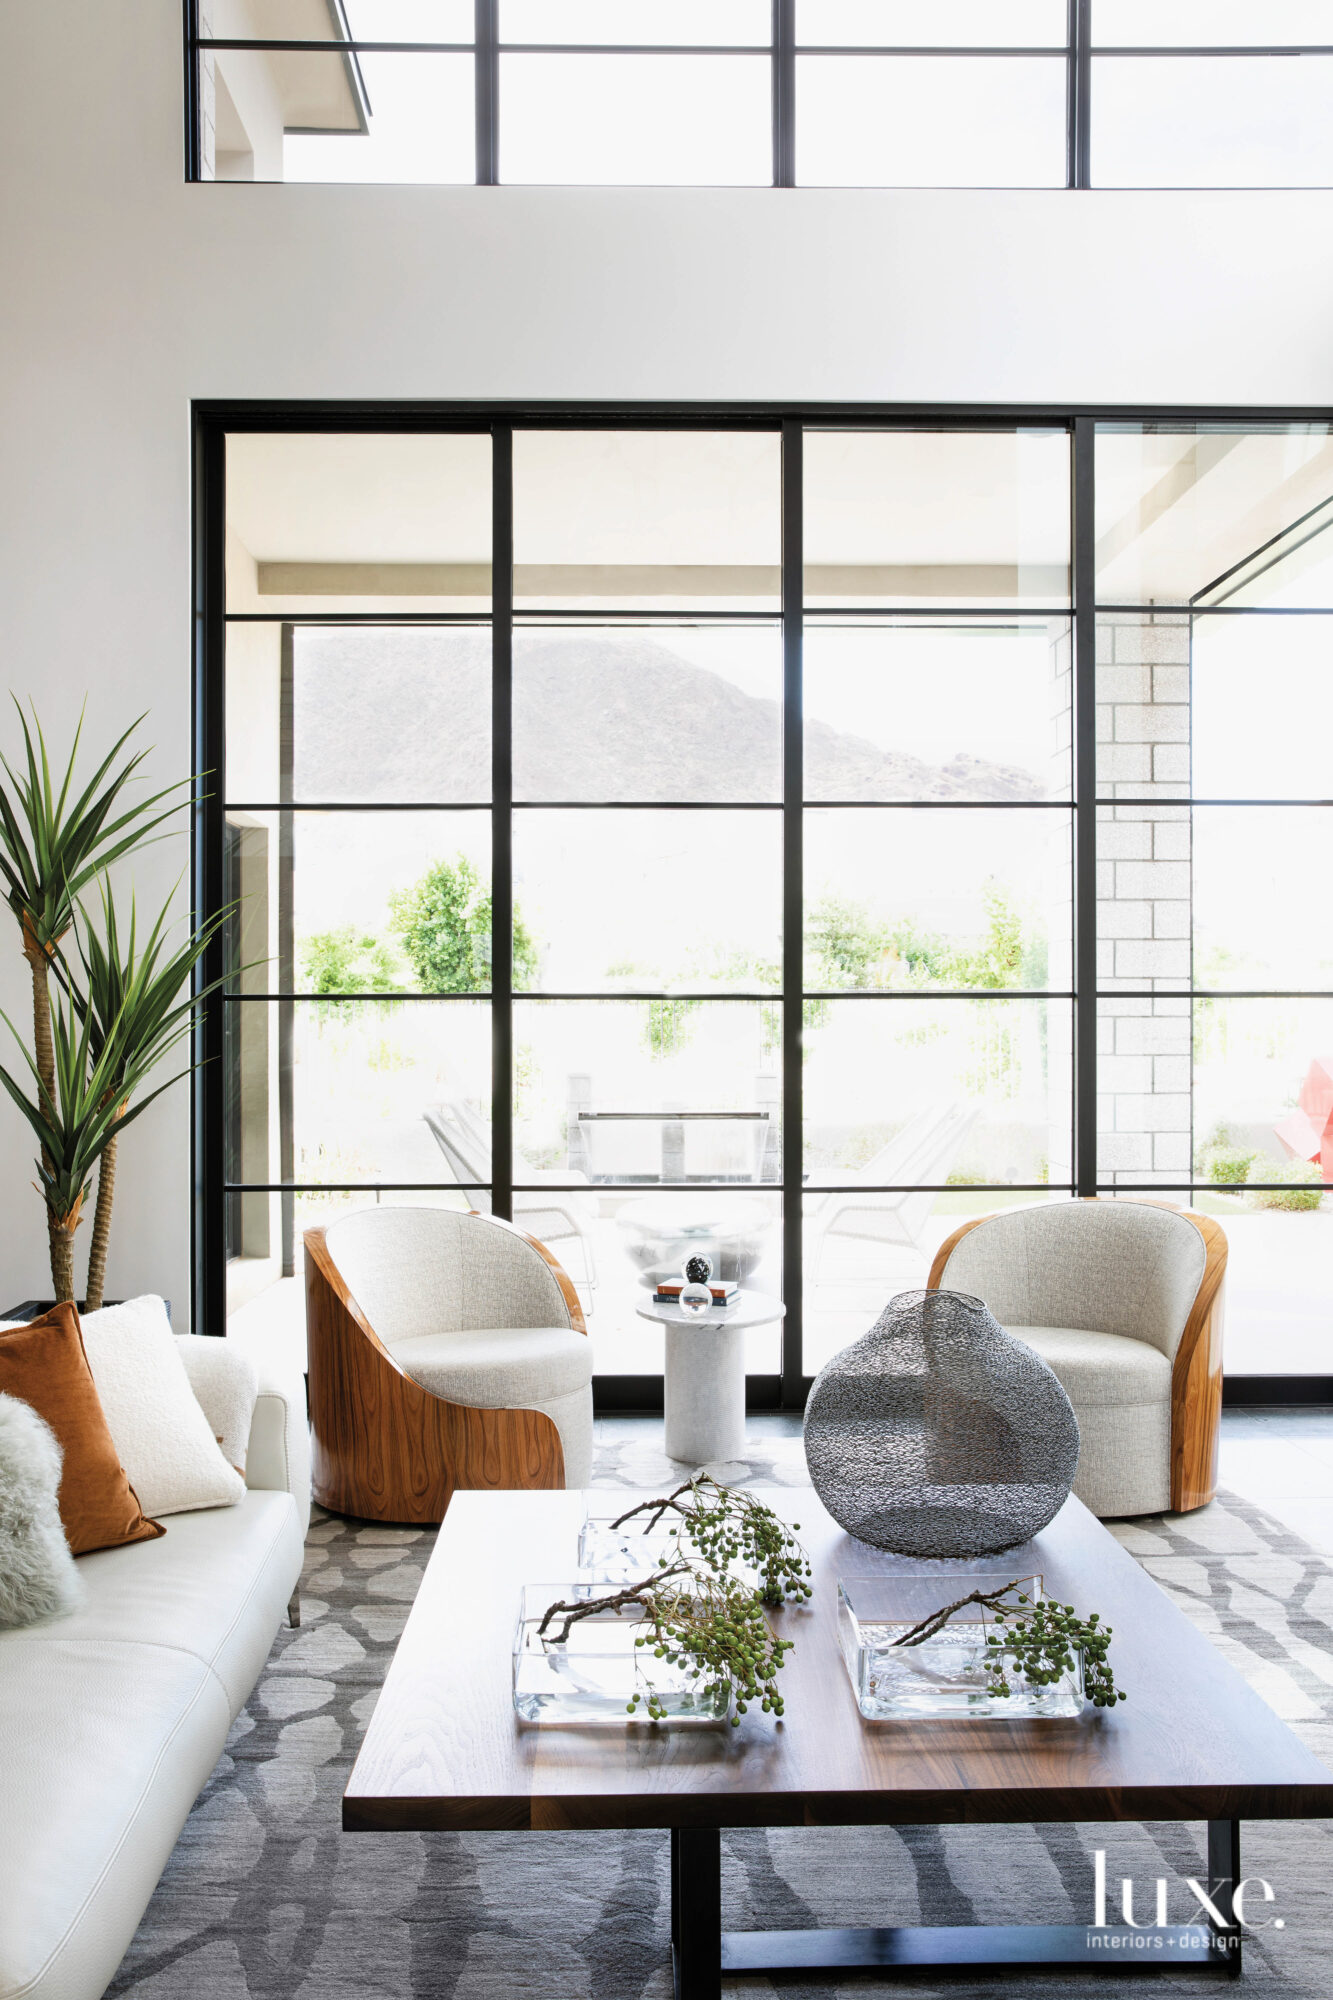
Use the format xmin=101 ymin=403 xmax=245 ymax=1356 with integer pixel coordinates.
xmin=344 ymin=1488 xmax=1333 ymax=1993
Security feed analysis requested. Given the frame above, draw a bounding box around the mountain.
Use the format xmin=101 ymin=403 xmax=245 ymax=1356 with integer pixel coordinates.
xmin=289 ymin=629 xmax=1042 ymax=804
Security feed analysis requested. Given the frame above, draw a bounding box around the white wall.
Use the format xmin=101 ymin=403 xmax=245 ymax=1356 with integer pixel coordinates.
xmin=2 ymin=0 xmax=1333 ymax=1321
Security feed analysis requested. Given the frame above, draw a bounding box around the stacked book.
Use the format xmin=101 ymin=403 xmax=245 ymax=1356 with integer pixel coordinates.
xmin=653 ymin=1278 xmax=739 ymax=1307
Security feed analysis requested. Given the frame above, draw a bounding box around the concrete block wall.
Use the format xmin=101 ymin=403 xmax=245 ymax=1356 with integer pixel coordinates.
xmin=1095 ymin=614 xmax=1193 ymax=1186
xmin=1047 ymin=619 xmax=1074 ymax=1186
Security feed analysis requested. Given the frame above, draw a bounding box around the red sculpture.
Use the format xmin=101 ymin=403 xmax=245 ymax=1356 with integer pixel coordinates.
xmin=1274 ymin=1054 xmax=1333 ymax=1183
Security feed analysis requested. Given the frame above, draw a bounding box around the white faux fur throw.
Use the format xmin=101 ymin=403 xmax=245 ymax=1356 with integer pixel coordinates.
xmin=0 ymin=1392 xmax=83 ymax=1629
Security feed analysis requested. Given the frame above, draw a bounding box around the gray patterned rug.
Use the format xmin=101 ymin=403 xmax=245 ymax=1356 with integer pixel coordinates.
xmin=108 ymin=1421 xmax=1333 ymax=1998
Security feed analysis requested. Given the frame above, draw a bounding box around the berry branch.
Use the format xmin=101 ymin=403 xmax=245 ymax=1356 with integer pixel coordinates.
xmin=892 ymin=1579 xmax=1127 ymax=1709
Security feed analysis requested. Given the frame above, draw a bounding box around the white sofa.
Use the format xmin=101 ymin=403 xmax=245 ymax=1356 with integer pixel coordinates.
xmin=0 ymin=1338 xmax=309 ymax=2000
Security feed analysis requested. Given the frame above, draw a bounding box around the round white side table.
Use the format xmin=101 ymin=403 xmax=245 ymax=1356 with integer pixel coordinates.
xmin=635 ymin=1290 xmax=786 ymax=1465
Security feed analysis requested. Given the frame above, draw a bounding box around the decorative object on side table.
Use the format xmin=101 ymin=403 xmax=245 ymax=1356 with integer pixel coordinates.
xmin=839 ymin=1573 xmax=1125 ymax=1721
xmin=804 ymin=1288 xmax=1080 ymax=1557
xmin=515 ymin=1476 xmax=811 ymax=1725
xmin=677 ymin=1250 xmax=714 ymax=1317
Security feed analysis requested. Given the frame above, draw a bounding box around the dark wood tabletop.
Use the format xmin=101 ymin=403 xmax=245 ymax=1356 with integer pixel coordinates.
xmin=343 ymin=1487 xmax=1333 ymax=1835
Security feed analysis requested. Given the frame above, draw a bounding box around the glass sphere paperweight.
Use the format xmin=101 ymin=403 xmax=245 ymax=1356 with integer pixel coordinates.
xmin=684 ymin=1253 xmax=714 ymax=1285
xmin=678 ymin=1281 xmax=713 ymax=1316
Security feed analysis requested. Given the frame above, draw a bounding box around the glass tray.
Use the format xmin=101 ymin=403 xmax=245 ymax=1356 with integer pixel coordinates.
xmin=513 ymin=1581 xmax=732 ymax=1726
xmin=838 ymin=1574 xmax=1085 ymax=1721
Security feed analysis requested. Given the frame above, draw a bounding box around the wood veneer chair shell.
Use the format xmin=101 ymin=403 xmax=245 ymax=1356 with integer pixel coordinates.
xmin=926 ymin=1197 xmax=1227 ymax=1516
xmin=305 ymin=1213 xmax=588 ymax=1526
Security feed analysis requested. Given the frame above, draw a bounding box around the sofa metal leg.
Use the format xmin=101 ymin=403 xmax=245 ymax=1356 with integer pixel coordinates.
xmin=287 ymin=1587 xmax=301 ymax=1629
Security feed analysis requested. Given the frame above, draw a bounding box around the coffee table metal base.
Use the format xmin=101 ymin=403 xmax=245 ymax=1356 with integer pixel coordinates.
xmin=670 ymin=1827 xmax=1243 ymax=1995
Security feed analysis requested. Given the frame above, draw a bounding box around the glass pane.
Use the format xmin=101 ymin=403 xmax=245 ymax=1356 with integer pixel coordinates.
xmin=498 ymin=53 xmax=772 ymax=185
xmin=804 ymin=1189 xmax=1066 ymax=1377
xmin=199 ymin=45 xmax=473 ymax=182
xmin=796 ymin=55 xmax=1067 ymax=187
xmin=228 ymin=2 xmax=475 ymax=39
xmin=1195 ymin=996 xmax=1333 ymax=1189
xmin=513 ymin=999 xmax=782 ymax=1183
xmin=518 ymin=1186 xmax=782 ymax=1378
xmin=1194 ymin=806 xmax=1333 ymax=991
xmin=1093 ymin=2 xmax=1333 ymax=46
xmin=1094 ymin=425 xmax=1333 ymax=606
xmin=513 ymin=430 xmax=781 ymax=609
xmin=1094 ymin=614 xmax=1191 ymax=801
xmin=1193 ymin=613 xmax=1333 ymax=798
xmin=805 ymin=808 xmax=1071 ymax=992
xmin=224 ymin=996 xmax=490 ymax=1184
xmin=514 ymin=810 xmax=782 ymax=992
xmin=282 ymin=52 xmax=474 ymax=182
xmin=1092 ymin=55 xmax=1333 ymax=187
xmin=225 ymin=433 xmax=491 ymax=612
xmin=501 ymin=1 xmax=770 ymax=44
xmin=798 ymin=1 xmax=1069 ymax=45
xmin=804 ymin=997 xmax=1071 ymax=1184
xmin=1190 ymin=1188 xmax=1333 ymax=1376
xmin=804 ymin=430 xmax=1071 ymax=608
xmin=225 ymin=624 xmax=491 ymax=805
xmin=224 ymin=808 xmax=492 ymax=993
xmin=804 ymin=620 xmax=1072 ymax=802
xmin=513 ymin=624 xmax=781 ymax=802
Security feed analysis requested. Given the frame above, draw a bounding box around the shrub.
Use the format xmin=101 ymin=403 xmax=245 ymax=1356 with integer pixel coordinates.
xmin=1246 ymin=1157 xmax=1326 ymax=1212
xmin=1202 ymin=1144 xmax=1257 ymax=1187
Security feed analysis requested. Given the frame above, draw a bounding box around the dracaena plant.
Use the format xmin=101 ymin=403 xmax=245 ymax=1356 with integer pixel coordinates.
xmin=0 ymin=986 xmax=185 ymax=1304
xmin=60 ymin=882 xmax=233 ymax=1311
xmin=0 ymin=702 xmax=206 ymax=1303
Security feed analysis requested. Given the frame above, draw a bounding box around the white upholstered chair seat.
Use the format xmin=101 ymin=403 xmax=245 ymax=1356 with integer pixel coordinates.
xmin=1009 ymin=1326 xmax=1171 ymax=1407
xmin=391 ymin=1325 xmax=592 ymax=1406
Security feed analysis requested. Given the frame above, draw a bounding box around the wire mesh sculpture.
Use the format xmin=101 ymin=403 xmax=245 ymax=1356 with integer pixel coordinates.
xmin=803 ymin=1288 xmax=1080 ymax=1557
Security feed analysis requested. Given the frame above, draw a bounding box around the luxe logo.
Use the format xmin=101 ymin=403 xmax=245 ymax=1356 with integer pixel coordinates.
xmin=1092 ymin=1851 xmax=1283 ymax=1934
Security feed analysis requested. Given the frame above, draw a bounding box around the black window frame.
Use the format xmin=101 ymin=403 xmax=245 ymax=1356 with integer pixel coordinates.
xmin=184 ymin=0 xmax=1333 ymax=192
xmin=194 ymin=398 xmax=1333 ymax=1410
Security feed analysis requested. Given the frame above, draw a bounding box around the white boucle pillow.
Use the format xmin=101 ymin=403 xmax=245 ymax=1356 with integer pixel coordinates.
xmin=81 ymin=1296 xmax=247 ymax=1516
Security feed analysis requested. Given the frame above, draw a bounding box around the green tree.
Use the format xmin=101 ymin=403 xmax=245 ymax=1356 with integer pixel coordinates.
xmin=389 ymin=854 xmax=538 ymax=993
xmin=300 ymin=925 xmax=402 ymax=998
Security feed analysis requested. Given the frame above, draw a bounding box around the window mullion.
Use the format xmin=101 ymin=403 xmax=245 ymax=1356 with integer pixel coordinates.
xmin=491 ymin=425 xmax=514 ymax=1218
xmin=781 ymin=417 xmax=804 ymax=1403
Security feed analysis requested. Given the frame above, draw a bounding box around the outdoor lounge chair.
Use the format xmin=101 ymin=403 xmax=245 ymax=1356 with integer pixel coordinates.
xmin=424 ymin=1101 xmax=598 ymax=1295
xmin=805 ymin=1100 xmax=979 ymax=1282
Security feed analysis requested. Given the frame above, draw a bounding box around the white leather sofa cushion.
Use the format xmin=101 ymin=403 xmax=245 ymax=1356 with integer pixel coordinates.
xmin=391 ymin=1325 xmax=593 ymax=1406
xmin=1010 ymin=1325 xmax=1172 ymax=1408
xmin=34 ymin=1490 xmax=304 ymax=1715
xmin=0 ymin=1641 xmax=232 ymax=2000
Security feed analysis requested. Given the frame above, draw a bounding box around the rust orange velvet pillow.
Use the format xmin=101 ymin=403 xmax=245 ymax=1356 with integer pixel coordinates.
xmin=0 ymin=1303 xmax=164 ymax=1554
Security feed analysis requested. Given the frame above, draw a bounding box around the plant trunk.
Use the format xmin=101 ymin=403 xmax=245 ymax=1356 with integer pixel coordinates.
xmin=49 ymin=1219 xmax=76 ymax=1305
xmin=24 ymin=942 xmax=56 ymax=1116
xmin=84 ymin=1129 xmax=118 ymax=1314
xmin=24 ymin=939 xmax=64 ymax=1299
